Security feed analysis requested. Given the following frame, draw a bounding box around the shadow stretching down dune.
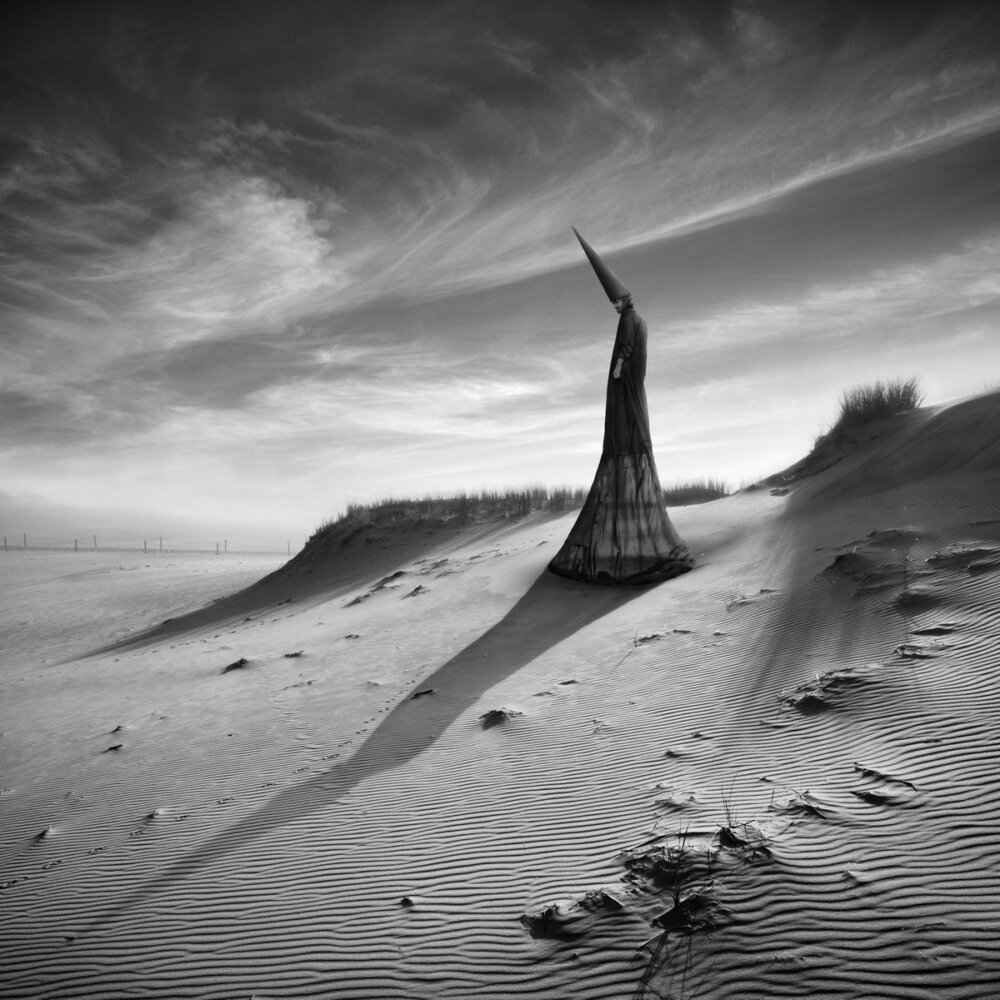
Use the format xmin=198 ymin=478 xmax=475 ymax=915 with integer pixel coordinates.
xmin=85 ymin=569 xmax=651 ymax=934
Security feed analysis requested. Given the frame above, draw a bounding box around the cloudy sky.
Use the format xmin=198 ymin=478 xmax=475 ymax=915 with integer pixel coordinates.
xmin=3 ymin=1 xmax=1000 ymax=535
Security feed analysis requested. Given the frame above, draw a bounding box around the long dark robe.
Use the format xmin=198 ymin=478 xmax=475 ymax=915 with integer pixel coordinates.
xmin=548 ymin=306 xmax=694 ymax=585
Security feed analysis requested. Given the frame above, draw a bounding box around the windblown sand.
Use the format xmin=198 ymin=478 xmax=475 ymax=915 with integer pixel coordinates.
xmin=2 ymin=392 xmax=999 ymax=999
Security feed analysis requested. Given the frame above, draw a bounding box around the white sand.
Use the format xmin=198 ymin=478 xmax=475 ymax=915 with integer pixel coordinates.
xmin=1 ymin=392 xmax=999 ymax=999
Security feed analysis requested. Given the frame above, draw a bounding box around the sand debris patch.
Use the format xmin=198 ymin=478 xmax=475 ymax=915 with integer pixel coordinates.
xmin=819 ymin=527 xmax=947 ymax=599
xmin=519 ymin=901 xmax=590 ymax=942
xmin=522 ymin=819 xmax=773 ymax=995
xmin=724 ymin=587 xmax=779 ymax=610
xmin=927 ymin=543 xmax=1000 ymax=570
xmin=823 ymin=551 xmax=933 ymax=595
xmin=478 ymin=707 xmax=523 ymax=729
xmin=778 ymin=665 xmax=875 ymax=715
xmin=653 ymin=788 xmax=699 ymax=813
xmin=911 ymin=622 xmax=957 ymax=636
xmin=892 ymin=580 xmax=948 ymax=611
xmin=855 ymin=527 xmax=921 ymax=550
xmin=893 ymin=640 xmax=945 ymax=660
xmin=850 ymin=762 xmax=919 ymax=807
xmin=415 ymin=557 xmax=450 ymax=575
xmin=344 ymin=570 xmax=421 ymax=608
xmin=770 ymin=789 xmax=833 ymax=820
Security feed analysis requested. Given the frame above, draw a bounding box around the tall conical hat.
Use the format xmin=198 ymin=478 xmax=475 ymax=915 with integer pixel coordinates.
xmin=572 ymin=227 xmax=630 ymax=303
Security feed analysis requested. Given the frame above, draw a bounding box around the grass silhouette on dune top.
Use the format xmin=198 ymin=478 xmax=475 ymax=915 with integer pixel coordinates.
xmin=816 ymin=376 xmax=923 ymax=450
xmin=310 ymin=480 xmax=732 ymax=543
xmin=771 ymin=376 xmax=925 ymax=487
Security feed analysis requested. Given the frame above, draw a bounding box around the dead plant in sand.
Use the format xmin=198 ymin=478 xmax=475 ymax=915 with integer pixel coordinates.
xmin=627 ymin=829 xmax=721 ymax=999
xmin=630 ymin=794 xmax=773 ymax=999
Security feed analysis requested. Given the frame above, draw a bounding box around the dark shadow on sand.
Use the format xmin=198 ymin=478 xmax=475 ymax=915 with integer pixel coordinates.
xmin=86 ymin=569 xmax=650 ymax=933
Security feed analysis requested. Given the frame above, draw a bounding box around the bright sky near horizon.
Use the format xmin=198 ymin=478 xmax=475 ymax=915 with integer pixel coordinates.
xmin=3 ymin=1 xmax=1000 ymax=536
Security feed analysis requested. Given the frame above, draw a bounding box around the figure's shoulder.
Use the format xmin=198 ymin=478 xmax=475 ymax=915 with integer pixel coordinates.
xmin=629 ymin=309 xmax=647 ymax=332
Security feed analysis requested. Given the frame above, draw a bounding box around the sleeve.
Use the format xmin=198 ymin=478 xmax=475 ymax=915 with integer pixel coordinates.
xmin=617 ymin=312 xmax=636 ymax=361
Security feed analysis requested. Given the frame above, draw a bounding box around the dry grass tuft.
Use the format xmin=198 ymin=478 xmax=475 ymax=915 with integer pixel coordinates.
xmin=662 ymin=478 xmax=731 ymax=506
xmin=308 ymin=487 xmax=585 ymax=543
xmin=834 ymin=377 xmax=923 ymax=429
xmin=815 ymin=377 xmax=923 ymax=451
xmin=310 ymin=477 xmax=731 ymax=543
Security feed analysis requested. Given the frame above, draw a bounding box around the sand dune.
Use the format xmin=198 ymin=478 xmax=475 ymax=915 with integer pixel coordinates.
xmin=2 ymin=392 xmax=999 ymax=999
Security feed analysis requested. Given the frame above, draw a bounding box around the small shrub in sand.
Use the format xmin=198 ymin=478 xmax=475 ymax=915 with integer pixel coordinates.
xmin=810 ymin=376 xmax=923 ymax=455
xmin=828 ymin=376 xmax=922 ymax=438
xmin=835 ymin=376 xmax=923 ymax=427
xmin=479 ymin=707 xmax=523 ymax=729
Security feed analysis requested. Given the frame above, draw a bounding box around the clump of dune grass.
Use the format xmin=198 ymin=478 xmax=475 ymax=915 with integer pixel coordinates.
xmin=661 ymin=478 xmax=731 ymax=506
xmin=309 ymin=486 xmax=589 ymax=543
xmin=309 ymin=476 xmax=732 ymax=545
xmin=813 ymin=376 xmax=923 ymax=452
xmin=834 ymin=377 xmax=923 ymax=429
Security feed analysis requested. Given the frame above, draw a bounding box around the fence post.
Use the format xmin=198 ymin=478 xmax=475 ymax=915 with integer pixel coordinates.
xmin=224 ymin=538 xmax=228 ymax=553
xmin=287 ymin=540 xmax=290 ymax=556
xmin=216 ymin=542 xmax=219 ymax=555
xmin=75 ymin=539 xmax=78 ymax=552
xmin=160 ymin=536 xmax=163 ymax=552
xmin=144 ymin=540 xmax=147 ymax=553
xmin=94 ymin=535 xmax=97 ymax=551
xmin=23 ymin=533 xmax=27 ymax=550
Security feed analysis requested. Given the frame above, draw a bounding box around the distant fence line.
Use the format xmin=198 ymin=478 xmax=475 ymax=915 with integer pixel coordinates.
xmin=2 ymin=533 xmax=295 ymax=556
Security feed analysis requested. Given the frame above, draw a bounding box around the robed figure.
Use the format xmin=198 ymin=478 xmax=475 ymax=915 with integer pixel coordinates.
xmin=548 ymin=229 xmax=694 ymax=585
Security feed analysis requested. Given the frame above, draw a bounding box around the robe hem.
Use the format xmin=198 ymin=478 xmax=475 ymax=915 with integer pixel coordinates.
xmin=547 ymin=554 xmax=694 ymax=587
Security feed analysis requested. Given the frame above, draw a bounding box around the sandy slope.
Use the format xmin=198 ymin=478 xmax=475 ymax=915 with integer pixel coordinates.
xmin=1 ymin=392 xmax=999 ymax=1000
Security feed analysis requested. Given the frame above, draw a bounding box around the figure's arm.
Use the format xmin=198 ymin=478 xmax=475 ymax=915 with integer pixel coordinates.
xmin=613 ymin=314 xmax=636 ymax=379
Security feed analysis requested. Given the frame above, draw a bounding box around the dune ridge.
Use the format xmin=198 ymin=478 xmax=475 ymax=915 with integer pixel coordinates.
xmin=1 ymin=392 xmax=999 ymax=999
